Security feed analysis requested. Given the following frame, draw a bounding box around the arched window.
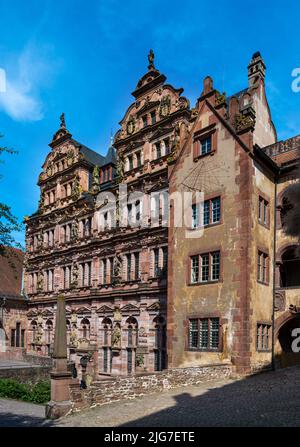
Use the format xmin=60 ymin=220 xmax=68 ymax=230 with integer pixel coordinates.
xmin=280 ymin=247 xmax=300 ymax=287
xmin=81 ymin=318 xmax=90 ymax=339
xmin=102 ymin=318 xmax=112 ymax=373
xmin=102 ymin=318 xmax=112 ymax=346
xmin=153 ymin=316 xmax=167 ymax=371
xmin=126 ymin=317 xmax=138 ymax=347
xmin=125 ymin=317 xmax=138 ymax=375
xmin=30 ymin=320 xmax=37 ymax=349
xmin=45 ymin=319 xmax=53 ymax=345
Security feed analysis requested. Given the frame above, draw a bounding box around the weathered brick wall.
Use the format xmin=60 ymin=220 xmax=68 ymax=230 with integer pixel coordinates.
xmin=69 ymin=364 xmax=232 ymax=413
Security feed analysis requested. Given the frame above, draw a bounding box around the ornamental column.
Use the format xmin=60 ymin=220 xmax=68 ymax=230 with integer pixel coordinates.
xmin=45 ymin=295 xmax=74 ymax=419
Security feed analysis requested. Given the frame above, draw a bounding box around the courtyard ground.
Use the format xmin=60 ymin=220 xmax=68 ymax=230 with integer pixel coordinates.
xmin=0 ymin=365 xmax=299 ymax=427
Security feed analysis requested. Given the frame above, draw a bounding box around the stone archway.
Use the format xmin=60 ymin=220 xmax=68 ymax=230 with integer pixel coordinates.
xmin=275 ymin=309 xmax=300 ymax=368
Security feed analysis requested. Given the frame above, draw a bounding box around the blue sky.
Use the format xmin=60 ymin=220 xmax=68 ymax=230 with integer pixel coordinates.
xmin=1 ymin=0 xmax=300 ymax=246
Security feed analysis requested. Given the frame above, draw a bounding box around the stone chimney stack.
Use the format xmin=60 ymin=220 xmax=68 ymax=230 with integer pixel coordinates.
xmin=248 ymin=51 xmax=266 ymax=87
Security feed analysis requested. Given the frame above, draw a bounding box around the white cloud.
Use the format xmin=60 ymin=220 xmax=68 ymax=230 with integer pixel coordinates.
xmin=0 ymin=44 xmax=52 ymax=121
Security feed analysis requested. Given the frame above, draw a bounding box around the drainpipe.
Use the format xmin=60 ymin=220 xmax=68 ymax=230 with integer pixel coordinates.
xmin=271 ymin=176 xmax=278 ymax=371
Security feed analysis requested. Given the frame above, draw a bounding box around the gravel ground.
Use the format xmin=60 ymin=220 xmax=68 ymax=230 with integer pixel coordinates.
xmin=0 ymin=365 xmax=299 ymax=427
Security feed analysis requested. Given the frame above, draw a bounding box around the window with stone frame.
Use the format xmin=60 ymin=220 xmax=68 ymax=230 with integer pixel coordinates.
xmin=45 ymin=268 xmax=54 ymax=291
xmin=134 ymin=252 xmax=140 ymax=280
xmin=80 ymin=261 xmax=92 ymax=287
xmin=256 ymin=323 xmax=271 ymax=351
xmin=136 ymin=151 xmax=142 ymax=168
xmin=150 ymin=110 xmax=156 ymax=125
xmin=102 ymin=318 xmax=112 ymax=373
xmin=128 ymin=154 xmax=134 ymax=171
xmin=154 ymin=316 xmax=167 ymax=371
xmin=192 ymin=197 xmax=221 ymax=229
xmin=63 ymin=265 xmax=71 ymax=289
xmin=257 ymin=250 xmax=269 ymax=284
xmin=81 ymin=318 xmax=90 ymax=339
xmin=190 ymin=251 xmax=220 ymax=284
xmin=155 ymin=141 xmax=162 ymax=159
xmin=258 ymin=195 xmax=269 ymax=227
xmin=142 ymin=114 xmax=148 ymax=128
xmin=193 ymin=130 xmax=215 ymax=159
xmin=188 ymin=317 xmax=220 ymax=351
xmin=126 ymin=253 xmax=132 ymax=281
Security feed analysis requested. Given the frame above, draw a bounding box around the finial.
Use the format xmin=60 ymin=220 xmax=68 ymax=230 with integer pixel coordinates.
xmin=60 ymin=112 xmax=66 ymax=128
xmin=148 ymin=49 xmax=155 ymax=70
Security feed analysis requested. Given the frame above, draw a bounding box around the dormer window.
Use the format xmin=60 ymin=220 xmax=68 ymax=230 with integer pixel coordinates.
xmin=201 ymin=136 xmax=212 ymax=155
xmin=142 ymin=115 xmax=148 ymax=128
xmin=151 ymin=111 xmax=156 ymax=125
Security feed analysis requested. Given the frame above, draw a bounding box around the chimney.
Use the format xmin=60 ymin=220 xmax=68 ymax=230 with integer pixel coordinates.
xmin=248 ymin=51 xmax=266 ymax=87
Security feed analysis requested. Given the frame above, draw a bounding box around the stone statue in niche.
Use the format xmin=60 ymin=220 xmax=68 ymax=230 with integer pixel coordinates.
xmin=111 ymin=325 xmax=121 ymax=349
xmin=167 ymin=123 xmax=180 ymax=164
xmin=70 ymin=325 xmax=78 ymax=347
xmin=112 ymin=255 xmax=122 ymax=284
xmin=71 ymin=263 xmax=79 ymax=287
xmin=116 ymin=151 xmax=125 ymax=182
xmin=71 ymin=175 xmax=81 ymax=200
xmin=71 ymin=219 xmax=78 ymax=240
xmin=35 ymin=324 xmax=43 ymax=344
xmin=37 ymin=271 xmax=44 ymax=291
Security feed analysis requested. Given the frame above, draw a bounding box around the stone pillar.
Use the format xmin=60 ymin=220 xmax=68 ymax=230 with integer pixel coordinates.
xmin=45 ymin=295 xmax=73 ymax=419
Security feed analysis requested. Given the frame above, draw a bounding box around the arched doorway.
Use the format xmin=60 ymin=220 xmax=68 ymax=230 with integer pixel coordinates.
xmin=275 ymin=312 xmax=300 ymax=367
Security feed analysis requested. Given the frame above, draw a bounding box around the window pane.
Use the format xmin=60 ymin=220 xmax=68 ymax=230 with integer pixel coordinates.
xmin=210 ymin=318 xmax=219 ymax=349
xmin=199 ymin=319 xmax=208 ymax=348
xmin=191 ymin=256 xmax=199 ymax=283
xmin=203 ymin=200 xmax=210 ymax=226
xmin=212 ymin=252 xmax=220 ymax=281
xmin=189 ymin=319 xmax=198 ymax=348
xmin=192 ymin=203 xmax=199 ymax=228
xmin=212 ymin=197 xmax=221 ymax=223
xmin=201 ymin=254 xmax=209 ymax=282
xmin=201 ymin=136 xmax=212 ymax=155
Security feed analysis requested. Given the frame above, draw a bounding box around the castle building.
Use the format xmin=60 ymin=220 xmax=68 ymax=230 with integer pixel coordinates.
xmin=3 ymin=51 xmax=299 ymax=376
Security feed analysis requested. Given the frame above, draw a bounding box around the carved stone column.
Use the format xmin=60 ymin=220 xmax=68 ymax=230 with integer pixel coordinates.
xmin=45 ymin=295 xmax=74 ymax=419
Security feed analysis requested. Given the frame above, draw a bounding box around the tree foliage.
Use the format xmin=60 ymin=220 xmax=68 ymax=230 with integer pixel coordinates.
xmin=0 ymin=134 xmax=23 ymax=257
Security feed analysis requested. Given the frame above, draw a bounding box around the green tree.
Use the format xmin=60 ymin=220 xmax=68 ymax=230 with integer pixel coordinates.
xmin=0 ymin=134 xmax=23 ymax=257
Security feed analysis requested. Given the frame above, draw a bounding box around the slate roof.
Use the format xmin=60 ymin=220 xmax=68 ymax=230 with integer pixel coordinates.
xmin=71 ymin=139 xmax=106 ymax=166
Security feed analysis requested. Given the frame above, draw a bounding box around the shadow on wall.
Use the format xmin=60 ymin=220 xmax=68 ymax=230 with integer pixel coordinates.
xmin=118 ymin=365 xmax=300 ymax=427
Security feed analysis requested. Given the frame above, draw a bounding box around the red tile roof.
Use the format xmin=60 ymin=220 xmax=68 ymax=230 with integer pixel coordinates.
xmin=0 ymin=247 xmax=24 ymax=297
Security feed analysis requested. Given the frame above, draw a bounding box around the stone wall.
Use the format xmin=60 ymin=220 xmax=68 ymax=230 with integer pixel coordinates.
xmin=69 ymin=364 xmax=232 ymax=413
xmin=0 ymin=365 xmax=51 ymax=384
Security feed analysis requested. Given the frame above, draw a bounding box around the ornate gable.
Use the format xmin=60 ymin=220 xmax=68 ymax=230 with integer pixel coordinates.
xmin=96 ymin=305 xmax=114 ymax=315
xmin=121 ymin=303 xmax=140 ymax=315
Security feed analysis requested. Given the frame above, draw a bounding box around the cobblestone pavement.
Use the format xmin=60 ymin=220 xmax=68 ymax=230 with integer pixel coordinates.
xmin=0 ymin=366 xmax=299 ymax=427
xmin=0 ymin=399 xmax=48 ymax=427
